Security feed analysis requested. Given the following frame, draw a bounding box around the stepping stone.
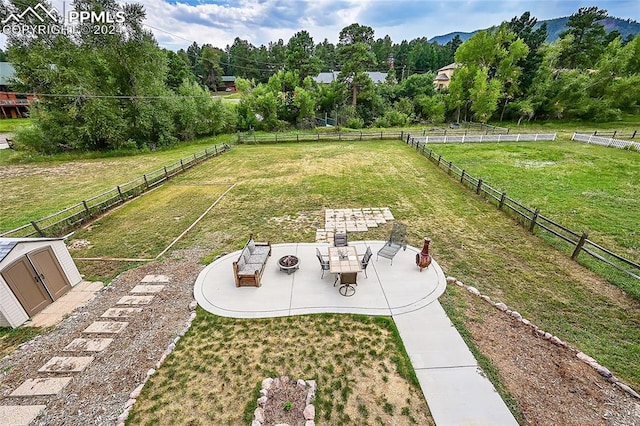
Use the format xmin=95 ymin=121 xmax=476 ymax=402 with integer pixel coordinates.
xmin=64 ymin=338 xmax=113 ymax=352
xmin=0 ymin=405 xmax=47 ymax=425
xmin=83 ymin=321 xmax=128 ymax=334
xmin=116 ymin=295 xmax=154 ymax=305
xmin=141 ymin=274 xmax=169 ymax=283
xmin=10 ymin=377 xmax=72 ymax=397
xmin=38 ymin=356 xmax=94 ymax=373
xmin=130 ymin=284 xmax=165 ymax=293
xmin=101 ymin=307 xmax=143 ymax=318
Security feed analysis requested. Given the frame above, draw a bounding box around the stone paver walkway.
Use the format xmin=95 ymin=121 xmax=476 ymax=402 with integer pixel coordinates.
xmin=0 ymin=275 xmax=168 ymax=426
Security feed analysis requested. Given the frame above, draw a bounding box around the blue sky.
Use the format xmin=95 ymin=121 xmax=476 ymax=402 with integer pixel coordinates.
xmin=2 ymin=0 xmax=639 ymax=51
xmin=137 ymin=0 xmax=640 ymax=50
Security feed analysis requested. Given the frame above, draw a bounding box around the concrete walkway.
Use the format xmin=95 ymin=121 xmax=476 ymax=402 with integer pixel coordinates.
xmin=194 ymin=241 xmax=518 ymax=425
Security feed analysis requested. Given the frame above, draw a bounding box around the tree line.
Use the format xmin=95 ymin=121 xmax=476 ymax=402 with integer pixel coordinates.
xmin=2 ymin=0 xmax=638 ymax=153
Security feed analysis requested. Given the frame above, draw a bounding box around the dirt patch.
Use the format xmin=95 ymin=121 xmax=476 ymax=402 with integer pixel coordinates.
xmin=447 ymin=286 xmax=640 ymax=425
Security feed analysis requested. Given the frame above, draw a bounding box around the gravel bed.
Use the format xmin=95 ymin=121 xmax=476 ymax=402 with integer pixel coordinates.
xmin=0 ymin=250 xmax=205 ymax=426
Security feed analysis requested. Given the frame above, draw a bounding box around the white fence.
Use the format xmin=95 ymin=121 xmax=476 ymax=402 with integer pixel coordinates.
xmin=409 ymin=133 xmax=557 ymax=144
xmin=572 ymin=133 xmax=640 ymax=152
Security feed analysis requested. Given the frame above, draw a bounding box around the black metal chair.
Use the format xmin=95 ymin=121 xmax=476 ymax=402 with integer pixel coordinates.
xmin=376 ymin=222 xmax=407 ymax=265
xmin=360 ymin=246 xmax=373 ymax=278
xmin=316 ymin=248 xmax=330 ymax=278
xmin=333 ymin=232 xmax=348 ymax=247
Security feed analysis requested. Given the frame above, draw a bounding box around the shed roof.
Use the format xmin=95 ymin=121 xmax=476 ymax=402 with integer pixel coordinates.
xmin=221 ymin=76 xmax=236 ymax=82
xmin=0 ymin=237 xmax=63 ymax=263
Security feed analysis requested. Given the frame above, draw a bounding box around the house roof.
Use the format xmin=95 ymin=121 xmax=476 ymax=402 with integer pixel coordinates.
xmin=312 ymin=71 xmax=388 ymax=84
xmin=434 ymin=73 xmax=450 ymax=81
xmin=436 ymin=63 xmax=459 ymax=72
xmin=0 ymin=237 xmax=63 ymax=264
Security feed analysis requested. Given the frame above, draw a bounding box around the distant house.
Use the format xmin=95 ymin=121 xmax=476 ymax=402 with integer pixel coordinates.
xmin=0 ymin=62 xmax=33 ymax=119
xmin=312 ymin=71 xmax=388 ymax=84
xmin=217 ymin=76 xmax=236 ymax=92
xmin=433 ymin=63 xmax=459 ymax=90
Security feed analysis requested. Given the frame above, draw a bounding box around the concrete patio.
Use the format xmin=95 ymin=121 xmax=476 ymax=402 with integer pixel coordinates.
xmin=194 ymin=240 xmax=518 ymax=425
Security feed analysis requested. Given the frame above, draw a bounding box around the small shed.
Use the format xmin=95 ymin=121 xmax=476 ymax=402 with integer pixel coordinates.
xmin=0 ymin=237 xmax=82 ymax=328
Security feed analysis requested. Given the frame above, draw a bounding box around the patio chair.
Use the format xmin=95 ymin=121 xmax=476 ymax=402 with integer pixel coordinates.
xmin=360 ymin=246 xmax=373 ymax=278
xmin=333 ymin=232 xmax=348 ymax=247
xmin=316 ymin=248 xmax=330 ymax=278
xmin=376 ymin=222 xmax=407 ymax=265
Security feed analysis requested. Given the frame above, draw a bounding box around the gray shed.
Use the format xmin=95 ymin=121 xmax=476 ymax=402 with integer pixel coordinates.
xmin=0 ymin=237 xmax=82 ymax=328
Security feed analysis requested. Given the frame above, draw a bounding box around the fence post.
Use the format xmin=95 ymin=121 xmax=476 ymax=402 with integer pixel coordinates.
xmin=529 ymin=208 xmax=539 ymax=232
xmin=180 ymin=159 xmax=185 ymax=171
xmin=448 ymin=161 xmax=452 ymax=175
xmin=164 ymin=166 xmax=168 ymax=179
xmin=498 ymin=192 xmax=507 ymax=209
xmin=215 ymin=145 xmax=218 ymax=155
xmin=360 ymin=131 xmax=363 ymax=141
xmin=117 ymin=186 xmax=124 ymax=201
xmin=428 ymin=150 xmax=433 ymax=159
xmin=460 ymin=169 xmax=465 ymax=183
xmin=380 ymin=131 xmax=383 ymax=140
xmin=205 ymin=148 xmax=208 ymax=157
xmin=571 ymin=232 xmax=589 ymax=260
xmin=437 ymin=155 xmax=442 ymax=166
xmin=476 ymin=179 xmax=483 ymax=194
xmin=143 ymin=175 xmax=148 ymax=188
xmin=632 ymin=130 xmax=637 ymax=139
xmin=31 ymin=221 xmax=45 ymax=237
xmin=82 ymin=200 xmax=90 ymax=215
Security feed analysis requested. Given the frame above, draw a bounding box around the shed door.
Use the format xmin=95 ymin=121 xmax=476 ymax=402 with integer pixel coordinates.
xmin=1 ymin=257 xmax=52 ymax=316
xmin=28 ymin=247 xmax=71 ymax=301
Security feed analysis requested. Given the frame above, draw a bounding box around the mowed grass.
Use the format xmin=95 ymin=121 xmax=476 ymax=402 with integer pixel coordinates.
xmin=428 ymin=140 xmax=639 ymax=289
xmin=0 ymin=135 xmax=232 ymax=231
xmin=153 ymin=141 xmax=639 ymax=390
xmin=68 ymin=183 xmax=231 ymax=259
xmin=5 ymin=139 xmax=640 ymax=422
xmin=128 ymin=312 xmax=432 ymax=425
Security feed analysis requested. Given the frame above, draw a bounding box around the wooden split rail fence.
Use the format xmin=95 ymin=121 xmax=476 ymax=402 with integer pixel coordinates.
xmin=1 ymin=143 xmax=231 ymax=239
xmin=405 ymin=134 xmax=640 ymax=282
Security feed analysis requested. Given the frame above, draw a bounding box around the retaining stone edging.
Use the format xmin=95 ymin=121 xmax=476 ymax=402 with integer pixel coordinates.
xmin=116 ymin=299 xmax=199 ymax=426
xmin=445 ymin=276 xmax=640 ymax=400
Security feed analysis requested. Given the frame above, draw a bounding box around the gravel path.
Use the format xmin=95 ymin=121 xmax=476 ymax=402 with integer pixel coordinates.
xmin=0 ymin=250 xmax=205 ymax=426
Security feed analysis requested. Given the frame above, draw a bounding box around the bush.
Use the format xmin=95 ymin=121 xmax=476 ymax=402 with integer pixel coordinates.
xmin=345 ymin=117 xmax=364 ymax=129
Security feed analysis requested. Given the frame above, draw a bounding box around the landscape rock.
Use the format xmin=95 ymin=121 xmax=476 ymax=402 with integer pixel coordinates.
xmin=481 ymin=295 xmax=492 ymax=303
xmin=495 ymin=302 xmax=508 ymax=311
xmin=510 ymin=311 xmax=522 ymax=320
xmin=147 ymin=368 xmax=155 ymax=377
xmin=254 ymin=407 xmax=265 ymax=423
xmin=544 ymin=332 xmax=553 ymax=340
xmin=306 ymin=380 xmax=317 ymax=391
xmin=521 ymin=319 xmax=531 ymax=326
xmin=549 ymin=336 xmax=563 ymax=346
xmin=257 ymin=396 xmax=268 ymax=407
xmin=189 ymin=300 xmax=198 ymax=310
xmin=596 ymin=365 xmax=613 ymax=378
xmin=466 ymin=286 xmax=480 ymax=295
xmin=615 ymin=382 xmax=640 ymax=399
xmin=577 ymin=352 xmax=596 ymax=364
xmin=262 ymin=378 xmax=273 ymax=390
xmin=303 ymin=404 xmax=315 ymax=420
xmin=455 ymin=280 xmax=464 ymax=287
xmin=297 ymin=379 xmax=306 ymax=388
xmin=305 ymin=421 xmax=316 ymax=426
xmin=251 ymin=421 xmax=261 ymax=426
xmin=446 ymin=276 xmax=457 ymax=284
xmin=129 ymin=384 xmax=144 ymax=399
xmin=125 ymin=398 xmax=136 ymax=408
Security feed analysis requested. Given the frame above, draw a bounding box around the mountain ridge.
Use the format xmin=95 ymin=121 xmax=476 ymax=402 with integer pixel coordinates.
xmin=428 ymin=16 xmax=640 ymax=45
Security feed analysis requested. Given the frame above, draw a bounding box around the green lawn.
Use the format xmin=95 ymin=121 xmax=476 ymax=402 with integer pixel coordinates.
xmin=0 ymin=135 xmax=232 ymax=232
xmin=4 ymin=137 xmax=640 ymax=423
xmin=426 ymin=141 xmax=639 ymax=263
